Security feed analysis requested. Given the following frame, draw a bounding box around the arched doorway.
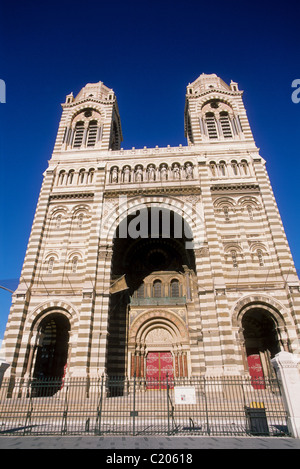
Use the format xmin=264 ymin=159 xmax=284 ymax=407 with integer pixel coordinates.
xmin=129 ymin=311 xmax=189 ymax=386
xmin=106 ymin=207 xmax=195 ymax=377
xmin=242 ymin=308 xmax=281 ymax=386
xmin=33 ymin=313 xmax=70 ymax=381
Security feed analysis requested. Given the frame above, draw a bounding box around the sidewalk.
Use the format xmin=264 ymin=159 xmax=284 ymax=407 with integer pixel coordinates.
xmin=0 ymin=435 xmax=300 ymax=449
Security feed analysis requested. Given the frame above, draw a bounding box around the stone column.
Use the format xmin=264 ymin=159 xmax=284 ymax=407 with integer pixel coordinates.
xmin=0 ymin=359 xmax=10 ymax=387
xmin=271 ymin=351 xmax=300 ymax=438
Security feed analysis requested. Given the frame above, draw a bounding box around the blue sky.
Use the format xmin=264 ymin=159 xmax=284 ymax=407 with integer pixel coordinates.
xmin=0 ymin=0 xmax=300 ymax=341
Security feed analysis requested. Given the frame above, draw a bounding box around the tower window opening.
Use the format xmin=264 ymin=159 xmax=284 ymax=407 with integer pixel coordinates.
xmin=205 ymin=112 xmax=218 ymax=139
xmin=87 ymin=120 xmax=98 ymax=147
xmin=73 ymin=122 xmax=84 ymax=148
xmin=219 ymin=111 xmax=233 ymax=138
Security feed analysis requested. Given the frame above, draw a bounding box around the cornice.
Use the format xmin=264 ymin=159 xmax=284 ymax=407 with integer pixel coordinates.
xmin=103 ymin=186 xmax=201 ymax=198
xmin=62 ymin=96 xmax=116 ymax=109
xmin=211 ymin=183 xmax=260 ymax=192
xmin=186 ymin=88 xmax=243 ymax=100
xmin=49 ymin=192 xmax=94 ymax=201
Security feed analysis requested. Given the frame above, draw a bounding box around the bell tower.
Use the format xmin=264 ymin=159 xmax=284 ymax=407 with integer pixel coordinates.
xmin=53 ymin=81 xmax=122 ymax=153
xmin=184 ymin=73 xmax=254 ymax=145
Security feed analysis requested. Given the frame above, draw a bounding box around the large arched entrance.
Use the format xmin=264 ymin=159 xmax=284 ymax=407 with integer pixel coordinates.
xmin=106 ymin=207 xmax=195 ymax=378
xmin=32 ymin=313 xmax=70 ymax=381
xmin=242 ymin=308 xmax=281 ymax=386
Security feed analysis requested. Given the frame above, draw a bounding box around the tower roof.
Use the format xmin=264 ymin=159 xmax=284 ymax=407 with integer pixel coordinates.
xmin=74 ymin=81 xmax=115 ymax=102
xmin=187 ymin=73 xmax=240 ymax=95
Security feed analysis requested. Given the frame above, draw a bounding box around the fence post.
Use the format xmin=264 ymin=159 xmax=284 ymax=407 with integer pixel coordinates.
xmin=0 ymin=359 xmax=9 ymax=387
xmin=271 ymin=351 xmax=300 ymax=438
xmin=132 ymin=373 xmax=136 ymax=436
xmin=96 ymin=375 xmax=104 ymax=435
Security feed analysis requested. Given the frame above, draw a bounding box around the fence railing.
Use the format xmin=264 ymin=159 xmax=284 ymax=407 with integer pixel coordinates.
xmin=0 ymin=375 xmax=290 ymax=437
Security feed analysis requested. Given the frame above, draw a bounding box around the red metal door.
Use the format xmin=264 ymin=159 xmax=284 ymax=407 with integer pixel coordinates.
xmin=159 ymin=352 xmax=174 ymax=381
xmin=247 ymin=354 xmax=266 ymax=389
xmin=146 ymin=352 xmax=174 ymax=389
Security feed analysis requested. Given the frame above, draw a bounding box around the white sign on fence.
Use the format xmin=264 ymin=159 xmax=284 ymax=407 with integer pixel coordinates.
xmin=174 ymin=386 xmax=196 ymax=405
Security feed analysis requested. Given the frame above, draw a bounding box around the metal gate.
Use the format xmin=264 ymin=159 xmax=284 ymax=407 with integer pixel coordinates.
xmin=0 ymin=375 xmax=290 ymax=436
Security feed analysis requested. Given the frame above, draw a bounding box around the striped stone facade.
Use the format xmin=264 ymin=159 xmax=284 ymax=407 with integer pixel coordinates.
xmin=2 ymin=74 xmax=300 ymax=380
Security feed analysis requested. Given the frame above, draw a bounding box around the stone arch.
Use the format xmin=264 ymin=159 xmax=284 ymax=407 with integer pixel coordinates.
xmin=199 ymin=95 xmax=238 ymax=112
xmin=101 ymin=195 xmax=202 ymax=248
xmin=21 ymin=301 xmax=79 ymax=382
xmin=130 ymin=309 xmax=188 ymax=346
xmin=231 ymin=294 xmax=290 ymax=329
xmin=25 ymin=299 xmax=79 ymax=334
xmin=68 ymin=106 xmax=102 ymax=125
xmin=213 ymin=196 xmax=236 ymax=209
xmin=231 ymin=295 xmax=293 ymax=379
xmin=128 ymin=310 xmax=190 ymax=379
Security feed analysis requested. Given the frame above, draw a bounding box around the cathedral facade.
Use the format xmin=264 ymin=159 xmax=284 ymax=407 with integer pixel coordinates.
xmin=3 ymin=73 xmax=300 ymax=382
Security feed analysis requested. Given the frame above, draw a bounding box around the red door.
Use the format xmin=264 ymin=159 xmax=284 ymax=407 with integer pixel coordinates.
xmin=247 ymin=354 xmax=266 ymax=389
xmin=146 ymin=352 xmax=174 ymax=389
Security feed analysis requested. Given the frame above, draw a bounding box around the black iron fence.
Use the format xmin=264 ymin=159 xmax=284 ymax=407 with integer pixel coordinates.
xmin=0 ymin=375 xmax=290 ymax=437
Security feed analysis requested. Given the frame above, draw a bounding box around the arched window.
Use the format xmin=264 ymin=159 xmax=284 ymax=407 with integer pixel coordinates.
xmin=247 ymin=205 xmax=254 ymax=220
xmin=136 ymin=283 xmax=145 ymax=299
xmin=231 ymin=250 xmax=238 ymax=268
xmin=71 ymin=256 xmax=78 ymax=273
xmin=86 ymin=120 xmax=98 ymax=147
xmin=88 ymin=168 xmax=95 ymax=183
xmin=223 ymin=206 xmax=230 ymax=221
xmin=205 ymin=112 xmax=218 ymax=139
xmin=55 ymin=214 xmax=62 ymax=229
xmin=240 ymin=160 xmax=249 ymax=175
xmin=78 ymin=213 xmax=84 ymax=228
xmin=257 ymin=249 xmax=264 ymax=267
xmin=219 ymin=111 xmax=233 ymax=138
xmin=73 ymin=122 xmax=84 ymax=148
xmin=78 ymin=169 xmax=85 ymax=184
xmin=210 ymin=162 xmax=217 ymax=176
xmin=67 ymin=169 xmax=75 ymax=184
xmin=231 ymin=160 xmax=239 ymax=176
xmin=153 ymin=280 xmax=162 ymax=298
xmin=58 ymin=170 xmax=66 ymax=185
xmin=219 ymin=161 xmax=226 ymax=176
xmin=48 ymin=257 xmax=55 ymax=274
xmin=170 ymin=279 xmax=180 ymax=297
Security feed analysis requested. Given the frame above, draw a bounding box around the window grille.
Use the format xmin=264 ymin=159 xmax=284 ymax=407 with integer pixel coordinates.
xmin=87 ymin=121 xmax=98 ymax=147
xmin=153 ymin=280 xmax=162 ymax=298
xmin=170 ymin=279 xmax=180 ymax=297
xmin=73 ymin=122 xmax=84 ymax=148
xmin=136 ymin=283 xmax=145 ymax=299
xmin=220 ymin=112 xmax=233 ymax=138
xmin=205 ymin=113 xmax=218 ymax=139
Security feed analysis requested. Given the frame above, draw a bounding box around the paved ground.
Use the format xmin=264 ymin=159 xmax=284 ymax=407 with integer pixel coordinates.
xmin=0 ymin=435 xmax=299 ymax=450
